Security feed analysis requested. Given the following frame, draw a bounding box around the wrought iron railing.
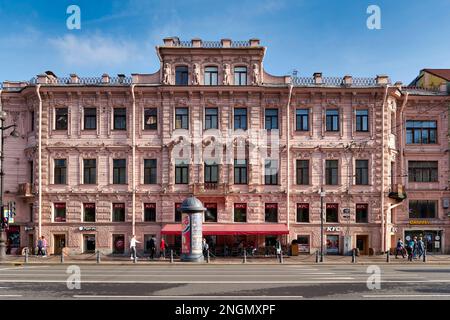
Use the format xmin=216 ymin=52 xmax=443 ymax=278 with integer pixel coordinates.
xmin=292 ymin=76 xmax=379 ymax=87
xmin=172 ymin=40 xmax=252 ymax=48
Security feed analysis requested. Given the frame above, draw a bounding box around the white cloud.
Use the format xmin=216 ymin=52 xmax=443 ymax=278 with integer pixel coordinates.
xmin=49 ymin=34 xmax=142 ymax=67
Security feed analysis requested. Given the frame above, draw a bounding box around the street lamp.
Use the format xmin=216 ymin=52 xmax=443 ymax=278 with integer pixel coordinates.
xmin=319 ymin=187 xmax=326 ymax=263
xmin=0 ymin=109 xmax=19 ymax=260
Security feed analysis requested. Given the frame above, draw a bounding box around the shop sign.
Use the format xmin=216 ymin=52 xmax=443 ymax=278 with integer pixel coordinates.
xmin=409 ymin=220 xmax=431 ymax=225
xmin=326 ymin=226 xmax=341 ymax=232
xmin=145 ymin=203 xmax=156 ymax=209
xmin=78 ymin=226 xmax=96 ymax=231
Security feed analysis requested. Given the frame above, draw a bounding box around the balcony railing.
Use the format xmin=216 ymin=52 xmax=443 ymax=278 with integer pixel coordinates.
xmin=204 ymin=182 xmax=218 ymax=190
xmin=18 ymin=183 xmax=34 ymax=197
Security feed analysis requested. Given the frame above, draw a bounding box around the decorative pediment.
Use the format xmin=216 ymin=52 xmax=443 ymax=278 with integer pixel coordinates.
xmin=174 ymin=97 xmax=189 ymax=107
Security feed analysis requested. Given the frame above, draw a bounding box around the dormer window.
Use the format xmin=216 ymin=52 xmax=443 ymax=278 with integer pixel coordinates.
xmin=234 ymin=67 xmax=247 ymax=85
xmin=204 ymin=67 xmax=218 ymax=85
xmin=175 ymin=66 xmax=188 ymax=85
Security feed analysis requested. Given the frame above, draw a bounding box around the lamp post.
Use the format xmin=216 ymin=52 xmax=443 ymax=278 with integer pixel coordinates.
xmin=319 ymin=187 xmax=326 ymax=263
xmin=0 ymin=109 xmax=19 ymax=260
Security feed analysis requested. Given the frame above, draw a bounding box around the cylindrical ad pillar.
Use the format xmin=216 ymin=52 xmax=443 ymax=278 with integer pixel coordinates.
xmin=180 ymin=197 xmax=206 ymax=262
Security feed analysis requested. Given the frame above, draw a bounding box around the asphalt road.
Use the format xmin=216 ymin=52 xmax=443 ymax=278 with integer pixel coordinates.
xmin=1 ymin=264 xmax=450 ymax=300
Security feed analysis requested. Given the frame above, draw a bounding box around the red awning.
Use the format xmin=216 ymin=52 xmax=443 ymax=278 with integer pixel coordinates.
xmin=160 ymin=223 xmax=289 ymax=236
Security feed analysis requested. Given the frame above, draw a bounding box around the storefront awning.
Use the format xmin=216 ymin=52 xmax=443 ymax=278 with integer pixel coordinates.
xmin=161 ymin=223 xmax=289 ymax=236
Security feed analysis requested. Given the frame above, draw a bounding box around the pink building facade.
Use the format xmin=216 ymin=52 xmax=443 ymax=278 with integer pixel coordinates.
xmin=1 ymin=37 xmax=449 ymax=256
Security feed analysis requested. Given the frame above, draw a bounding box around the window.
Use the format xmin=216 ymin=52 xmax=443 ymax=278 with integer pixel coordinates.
xmin=355 ymin=110 xmax=369 ymax=132
xmin=296 ymin=160 xmax=309 ymax=185
xmin=144 ymin=108 xmax=158 ymax=130
xmin=113 ymin=159 xmax=126 ymax=184
xmin=296 ymin=109 xmax=309 ymax=131
xmin=204 ymin=66 xmax=218 ymax=85
xmin=112 ymin=203 xmax=125 ymax=222
xmin=234 ymin=159 xmax=248 ymax=184
xmin=265 ymin=203 xmax=278 ymax=223
xmin=296 ymin=203 xmax=309 ymax=223
xmin=326 ymin=109 xmax=339 ymax=132
xmin=54 ymin=159 xmax=67 ymax=184
xmin=175 ymin=203 xmax=182 ymax=222
xmin=31 ymin=111 xmax=35 ymax=131
xmin=234 ymin=203 xmax=247 ymax=222
xmin=175 ymin=108 xmax=189 ymax=129
xmin=205 ymin=108 xmax=218 ymax=129
xmin=55 ymin=108 xmax=68 ymax=130
xmin=205 ymin=203 xmax=218 ymax=222
xmin=355 ymin=160 xmax=369 ymax=185
xmin=113 ymin=108 xmax=126 ymax=130
xmin=406 ymin=120 xmax=437 ymax=144
xmin=113 ymin=234 xmax=125 ymax=254
xmin=325 ymin=160 xmax=338 ymax=185
xmin=409 ymin=200 xmax=437 ymax=219
xmin=408 ymin=161 xmax=438 ymax=182
xmin=84 ymin=203 xmax=96 ymax=222
xmin=175 ymin=66 xmax=189 ymax=85
xmin=356 ymin=204 xmax=368 ymax=223
xmin=204 ymin=161 xmax=218 ymax=183
xmin=265 ymin=109 xmax=279 ymax=130
xmin=83 ymin=159 xmax=96 ymax=184
xmin=54 ymin=203 xmax=66 ymax=222
xmin=144 ymin=159 xmax=157 ymax=184
xmin=144 ymin=203 xmax=156 ymax=222
xmin=175 ymin=160 xmax=189 ymax=184
xmin=234 ymin=67 xmax=247 ymax=85
xmin=234 ymin=108 xmax=247 ymax=130
xmin=264 ymin=160 xmax=278 ymax=185
xmin=84 ymin=108 xmax=97 ymax=130
xmin=326 ymin=203 xmax=339 ymax=223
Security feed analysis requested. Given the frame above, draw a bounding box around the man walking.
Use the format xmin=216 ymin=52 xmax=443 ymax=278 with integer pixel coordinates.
xmin=395 ymin=238 xmax=405 ymax=259
xmin=130 ymin=235 xmax=140 ymax=261
xmin=417 ymin=237 xmax=425 ymax=259
xmin=202 ymin=238 xmax=209 ymax=259
xmin=149 ymin=236 xmax=156 ymax=260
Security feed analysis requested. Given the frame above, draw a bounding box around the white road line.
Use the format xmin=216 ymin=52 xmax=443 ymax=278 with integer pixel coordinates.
xmin=0 ymin=273 xmax=336 ymax=277
xmin=363 ymin=294 xmax=450 ymax=298
xmin=73 ymin=295 xmax=304 ymax=299
xmin=0 ymin=295 xmax=22 ymax=297
xmin=2 ymin=279 xmax=449 ymax=284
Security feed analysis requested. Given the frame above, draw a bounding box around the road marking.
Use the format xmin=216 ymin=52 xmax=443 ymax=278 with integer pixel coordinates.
xmin=0 ymin=295 xmax=22 ymax=297
xmin=0 ymin=273 xmax=336 ymax=277
xmin=73 ymin=295 xmax=304 ymax=299
xmin=363 ymin=294 xmax=450 ymax=298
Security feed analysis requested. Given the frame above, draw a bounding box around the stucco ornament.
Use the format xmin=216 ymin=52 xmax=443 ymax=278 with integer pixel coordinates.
xmin=192 ymin=63 xmax=201 ymax=85
xmin=223 ymin=63 xmax=231 ymax=85
xmin=251 ymin=63 xmax=260 ymax=85
xmin=163 ymin=63 xmax=172 ymax=84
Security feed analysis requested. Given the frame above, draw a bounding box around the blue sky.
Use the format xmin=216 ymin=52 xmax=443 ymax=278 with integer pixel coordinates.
xmin=1 ymin=0 xmax=449 ymax=84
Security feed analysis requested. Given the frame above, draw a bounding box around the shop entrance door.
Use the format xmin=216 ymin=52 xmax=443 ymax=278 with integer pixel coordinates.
xmin=83 ymin=234 xmax=96 ymax=253
xmin=405 ymin=230 xmax=442 ymax=253
xmin=356 ymin=235 xmax=369 ymax=255
xmin=53 ymin=234 xmax=66 ymax=255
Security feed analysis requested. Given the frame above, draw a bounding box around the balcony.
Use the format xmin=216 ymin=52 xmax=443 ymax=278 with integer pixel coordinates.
xmin=204 ymin=182 xmax=218 ymax=190
xmin=18 ymin=183 xmax=34 ymax=198
xmin=388 ymin=184 xmax=407 ymax=202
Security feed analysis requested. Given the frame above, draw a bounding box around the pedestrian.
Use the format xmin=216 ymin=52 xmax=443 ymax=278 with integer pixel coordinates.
xmin=37 ymin=236 xmax=47 ymax=257
xmin=417 ymin=237 xmax=425 ymax=259
xmin=130 ymin=235 xmax=140 ymax=261
xmin=160 ymin=237 xmax=166 ymax=259
xmin=202 ymin=238 xmax=209 ymax=258
xmin=37 ymin=236 xmax=43 ymax=257
xmin=275 ymin=240 xmax=282 ymax=260
xmin=395 ymin=238 xmax=405 ymax=259
xmin=413 ymin=236 xmax=418 ymax=259
xmin=149 ymin=236 xmax=156 ymax=260
xmin=407 ymin=238 xmax=415 ymax=261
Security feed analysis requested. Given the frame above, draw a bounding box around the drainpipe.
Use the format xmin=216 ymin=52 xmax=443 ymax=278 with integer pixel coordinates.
xmin=286 ymin=83 xmax=294 ymax=243
xmin=399 ymin=92 xmax=409 ymax=187
xmin=36 ymin=85 xmax=42 ymax=238
xmin=380 ymin=84 xmax=392 ymax=253
xmin=131 ymin=84 xmax=136 ymax=235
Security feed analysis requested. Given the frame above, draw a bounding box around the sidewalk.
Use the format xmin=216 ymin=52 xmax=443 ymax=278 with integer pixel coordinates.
xmin=2 ymin=254 xmax=450 ymax=265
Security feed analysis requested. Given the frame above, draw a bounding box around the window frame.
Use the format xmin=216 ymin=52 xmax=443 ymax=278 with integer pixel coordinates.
xmin=175 ymin=65 xmax=189 ymax=85
xmin=144 ymin=108 xmax=158 ymax=130
xmin=265 ymin=108 xmax=279 ymax=131
xmin=408 ymin=161 xmax=439 ymax=183
xmin=54 ymin=159 xmax=67 ymax=185
xmin=325 ymin=160 xmax=339 ymax=185
xmin=55 ymin=108 xmax=68 ymax=131
xmin=406 ymin=120 xmax=437 ymax=144
xmin=83 ymin=203 xmax=96 ymax=222
xmin=175 ymin=107 xmax=189 ymax=130
xmin=112 ymin=203 xmax=126 ymax=222
xmin=325 ymin=109 xmax=340 ymax=132
xmin=175 ymin=160 xmax=189 ymax=184
xmin=296 ymin=159 xmax=310 ymax=185
xmin=234 ymin=66 xmax=247 ymax=86
xmin=83 ymin=159 xmax=97 ymax=185
xmin=234 ymin=203 xmax=247 ymax=222
xmin=204 ymin=107 xmax=218 ymax=130
xmin=234 ymin=108 xmax=248 ymax=130
xmin=54 ymin=202 xmax=67 ymax=222
xmin=264 ymin=159 xmax=279 ymax=185
xmin=144 ymin=159 xmax=157 ymax=184
xmin=296 ymin=203 xmax=310 ymax=223
xmin=264 ymin=203 xmax=278 ymax=223
xmin=295 ymin=109 xmax=309 ymax=132
xmin=355 ymin=109 xmax=369 ymax=132
xmin=83 ymin=107 xmax=97 ymax=131
xmin=234 ymin=159 xmax=248 ymax=185
xmin=355 ymin=159 xmax=369 ymax=185
xmin=113 ymin=108 xmax=127 ymax=131
xmin=204 ymin=66 xmax=218 ymax=86
xmin=113 ymin=159 xmax=127 ymax=185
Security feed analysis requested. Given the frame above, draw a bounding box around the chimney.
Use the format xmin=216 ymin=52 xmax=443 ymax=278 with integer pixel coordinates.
xmin=343 ymin=75 xmax=353 ymax=86
xmin=70 ymin=74 xmax=79 ymax=84
xmin=313 ymin=72 xmax=323 ymax=85
xmin=102 ymin=73 xmax=110 ymax=84
xmin=117 ymin=74 xmax=126 ymax=84
xmin=221 ymin=38 xmax=232 ymax=48
xmin=163 ymin=37 xmax=177 ymax=47
xmin=249 ymin=38 xmax=260 ymax=46
xmin=376 ymin=75 xmax=389 ymax=85
xmin=36 ymin=74 xmax=49 ymax=84
xmin=191 ymin=38 xmax=202 ymax=48
xmin=394 ymin=81 xmax=403 ymax=89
